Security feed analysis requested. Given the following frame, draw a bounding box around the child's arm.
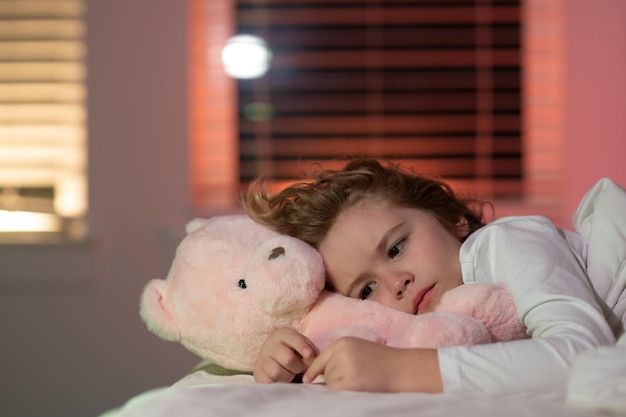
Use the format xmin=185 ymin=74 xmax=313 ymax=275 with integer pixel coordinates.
xmin=254 ymin=327 xmax=318 ymax=383
xmin=303 ymin=336 xmax=442 ymax=393
xmin=445 ymin=216 xmax=616 ymax=392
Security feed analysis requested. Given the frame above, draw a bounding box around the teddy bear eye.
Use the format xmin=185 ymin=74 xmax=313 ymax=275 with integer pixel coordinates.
xmin=269 ymin=246 xmax=285 ymax=260
xmin=237 ymin=279 xmax=247 ymax=289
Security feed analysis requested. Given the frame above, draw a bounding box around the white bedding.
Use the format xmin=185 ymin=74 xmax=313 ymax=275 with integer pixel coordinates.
xmin=102 ymin=336 xmax=626 ymax=417
xmin=101 ymin=381 xmax=616 ymax=417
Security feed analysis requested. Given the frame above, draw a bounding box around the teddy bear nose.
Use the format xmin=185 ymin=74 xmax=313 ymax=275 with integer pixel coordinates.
xmin=269 ymin=246 xmax=285 ymax=260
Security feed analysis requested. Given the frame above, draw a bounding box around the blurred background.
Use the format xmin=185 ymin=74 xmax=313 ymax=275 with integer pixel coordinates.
xmin=0 ymin=1 xmax=624 ymax=416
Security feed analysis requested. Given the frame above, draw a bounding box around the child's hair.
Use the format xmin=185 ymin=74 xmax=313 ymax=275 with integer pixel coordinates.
xmin=243 ymin=158 xmax=488 ymax=248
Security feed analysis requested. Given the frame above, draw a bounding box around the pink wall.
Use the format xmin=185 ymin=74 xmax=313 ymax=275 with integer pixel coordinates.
xmin=563 ymin=0 xmax=626 ymax=219
xmin=1 ymin=2 xmax=624 ymax=417
xmin=0 ymin=2 xmax=196 ymax=417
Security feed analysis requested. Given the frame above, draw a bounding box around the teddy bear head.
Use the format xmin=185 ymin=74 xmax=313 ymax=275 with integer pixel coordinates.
xmin=140 ymin=214 xmax=326 ymax=371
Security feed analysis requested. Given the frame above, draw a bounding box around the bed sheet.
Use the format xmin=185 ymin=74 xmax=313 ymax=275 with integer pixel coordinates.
xmin=101 ymin=369 xmax=622 ymax=417
xmin=103 ymin=304 xmax=626 ymax=417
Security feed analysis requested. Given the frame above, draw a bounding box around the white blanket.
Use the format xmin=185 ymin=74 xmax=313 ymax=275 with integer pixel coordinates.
xmin=566 ymin=332 xmax=626 ymax=413
xmin=102 ymin=361 xmax=625 ymax=417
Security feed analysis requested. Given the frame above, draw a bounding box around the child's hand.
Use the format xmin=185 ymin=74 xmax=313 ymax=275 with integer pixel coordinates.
xmin=302 ymin=337 xmax=443 ymax=393
xmin=302 ymin=336 xmax=396 ymax=391
xmin=254 ymin=327 xmax=318 ymax=384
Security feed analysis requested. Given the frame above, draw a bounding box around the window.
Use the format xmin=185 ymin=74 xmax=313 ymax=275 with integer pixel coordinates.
xmin=235 ymin=0 xmax=522 ymax=199
xmin=0 ymin=0 xmax=87 ymax=239
xmin=190 ymin=0 xmax=563 ymax=218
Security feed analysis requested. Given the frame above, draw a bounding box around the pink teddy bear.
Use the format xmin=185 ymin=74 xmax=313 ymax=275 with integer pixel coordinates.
xmin=140 ymin=215 xmax=528 ymax=372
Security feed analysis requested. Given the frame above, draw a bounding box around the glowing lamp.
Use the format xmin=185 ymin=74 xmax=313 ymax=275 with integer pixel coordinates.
xmin=221 ymin=35 xmax=271 ymax=79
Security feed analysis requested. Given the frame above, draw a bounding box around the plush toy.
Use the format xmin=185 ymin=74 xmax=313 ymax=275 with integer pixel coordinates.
xmin=140 ymin=215 xmax=528 ymax=372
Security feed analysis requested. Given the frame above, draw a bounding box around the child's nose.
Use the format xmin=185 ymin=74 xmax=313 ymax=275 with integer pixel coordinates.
xmin=394 ymin=279 xmax=411 ymax=299
xmin=385 ymin=272 xmax=413 ymax=299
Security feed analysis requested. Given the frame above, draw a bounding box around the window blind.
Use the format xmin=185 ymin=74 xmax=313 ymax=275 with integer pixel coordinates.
xmin=235 ymin=0 xmax=522 ymax=198
xmin=0 ymin=0 xmax=87 ymax=235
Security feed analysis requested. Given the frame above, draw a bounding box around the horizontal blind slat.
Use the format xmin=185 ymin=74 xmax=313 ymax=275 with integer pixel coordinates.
xmin=240 ymin=136 xmax=521 ymax=156
xmin=240 ymin=115 xmax=520 ymax=135
xmin=239 ymin=6 xmax=519 ymax=26
xmin=271 ymin=50 xmax=519 ymax=69
xmin=0 ymin=82 xmax=85 ymax=101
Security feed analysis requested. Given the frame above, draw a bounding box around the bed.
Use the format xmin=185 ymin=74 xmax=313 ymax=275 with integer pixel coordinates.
xmin=102 ymin=334 xmax=625 ymax=417
xmin=102 ymin=179 xmax=626 ymax=417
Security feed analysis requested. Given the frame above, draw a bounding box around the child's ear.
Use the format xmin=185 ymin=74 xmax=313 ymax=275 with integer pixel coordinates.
xmin=455 ymin=217 xmax=470 ymax=239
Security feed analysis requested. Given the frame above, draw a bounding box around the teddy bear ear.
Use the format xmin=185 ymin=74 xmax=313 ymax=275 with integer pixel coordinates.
xmin=139 ymin=279 xmax=181 ymax=342
xmin=185 ymin=218 xmax=209 ymax=234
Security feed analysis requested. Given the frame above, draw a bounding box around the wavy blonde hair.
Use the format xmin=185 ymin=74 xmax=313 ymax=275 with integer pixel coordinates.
xmin=243 ymin=158 xmax=488 ymax=248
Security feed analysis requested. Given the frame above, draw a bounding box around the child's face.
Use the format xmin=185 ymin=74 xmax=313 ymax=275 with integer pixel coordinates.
xmin=318 ymin=198 xmax=468 ymax=315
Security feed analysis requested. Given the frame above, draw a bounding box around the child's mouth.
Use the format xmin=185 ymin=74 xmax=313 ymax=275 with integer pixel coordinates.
xmin=414 ymin=284 xmax=435 ymax=314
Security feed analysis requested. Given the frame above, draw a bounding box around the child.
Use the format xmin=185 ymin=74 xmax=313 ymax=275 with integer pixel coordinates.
xmin=243 ymin=158 xmax=625 ymax=393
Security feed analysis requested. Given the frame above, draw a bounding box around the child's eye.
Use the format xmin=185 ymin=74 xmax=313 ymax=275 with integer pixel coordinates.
xmin=359 ymin=282 xmax=375 ymax=300
xmin=387 ymin=238 xmax=406 ymax=260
